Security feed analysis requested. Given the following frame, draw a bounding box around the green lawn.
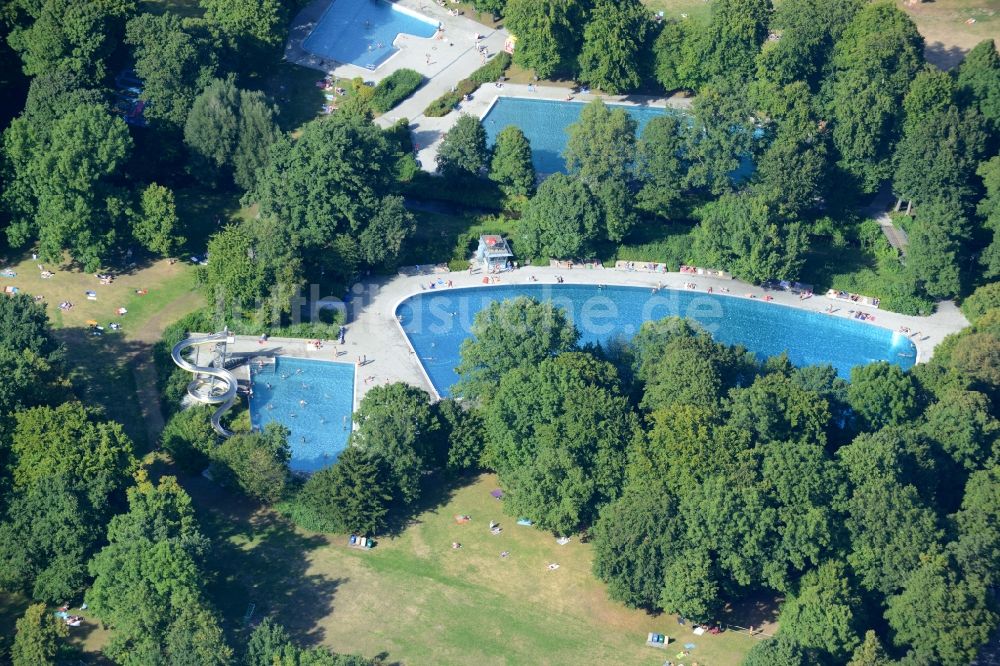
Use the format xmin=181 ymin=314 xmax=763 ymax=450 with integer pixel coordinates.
xmin=183 ymin=473 xmax=760 ymax=666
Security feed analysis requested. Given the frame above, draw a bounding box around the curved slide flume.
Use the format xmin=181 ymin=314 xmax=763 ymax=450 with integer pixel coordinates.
xmin=171 ymin=332 xmax=238 ymax=437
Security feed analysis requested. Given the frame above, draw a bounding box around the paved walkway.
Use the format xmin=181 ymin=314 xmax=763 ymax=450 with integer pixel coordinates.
xmin=338 ymin=267 xmax=970 ymax=403
xmin=864 ymin=186 xmax=910 ymax=255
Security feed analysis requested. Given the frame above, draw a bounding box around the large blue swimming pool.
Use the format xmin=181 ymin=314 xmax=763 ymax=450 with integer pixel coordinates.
xmin=302 ymin=0 xmax=438 ymax=70
xmin=248 ymin=357 xmax=355 ymax=473
xmin=481 ymin=97 xmax=755 ymax=179
xmin=396 ymin=284 xmax=916 ymax=396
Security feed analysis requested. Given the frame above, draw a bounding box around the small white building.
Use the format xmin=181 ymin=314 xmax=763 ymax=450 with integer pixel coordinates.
xmin=476 ymin=234 xmax=513 ymax=272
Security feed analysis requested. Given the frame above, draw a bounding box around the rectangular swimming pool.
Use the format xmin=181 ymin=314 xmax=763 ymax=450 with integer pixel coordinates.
xmin=481 ymin=96 xmax=755 ymax=180
xmin=481 ymin=97 xmax=670 ymax=175
xmin=248 ymin=357 xmax=355 ymax=473
xmin=302 ymin=0 xmax=438 ymax=70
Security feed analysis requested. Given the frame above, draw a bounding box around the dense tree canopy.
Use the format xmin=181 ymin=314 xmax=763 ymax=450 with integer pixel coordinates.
xmin=2 ymin=103 xmax=133 ymax=270
xmin=577 ymin=0 xmax=650 ymax=94
xmin=504 ymin=0 xmax=585 ymax=79
xmin=518 ymin=172 xmax=602 ymax=259
xmin=829 ymin=2 xmax=924 ymax=192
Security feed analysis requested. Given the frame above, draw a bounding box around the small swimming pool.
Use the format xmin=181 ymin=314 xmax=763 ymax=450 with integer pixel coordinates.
xmin=248 ymin=357 xmax=355 ymax=473
xmin=396 ymin=284 xmax=916 ymax=396
xmin=481 ymin=97 xmax=756 ymax=179
xmin=302 ymin=0 xmax=438 ymax=70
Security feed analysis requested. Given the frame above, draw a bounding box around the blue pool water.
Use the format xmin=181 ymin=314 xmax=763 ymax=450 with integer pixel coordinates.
xmin=481 ymin=97 xmax=756 ymax=179
xmin=248 ymin=357 xmax=355 ymax=473
xmin=396 ymin=284 xmax=916 ymax=396
xmin=302 ymin=0 xmax=438 ymax=70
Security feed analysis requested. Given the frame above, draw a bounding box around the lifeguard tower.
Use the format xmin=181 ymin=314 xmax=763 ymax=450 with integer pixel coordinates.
xmin=476 ymin=234 xmax=514 ymax=273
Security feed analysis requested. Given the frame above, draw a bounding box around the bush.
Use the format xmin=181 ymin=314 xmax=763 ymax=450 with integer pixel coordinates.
xmin=468 ymin=51 xmax=511 ymax=84
xmin=424 ymin=54 xmax=510 ymax=117
xmin=424 ymin=79 xmax=478 ymax=117
xmin=962 ymin=282 xmax=1000 ymax=324
xmin=370 ymin=69 xmax=424 ymax=114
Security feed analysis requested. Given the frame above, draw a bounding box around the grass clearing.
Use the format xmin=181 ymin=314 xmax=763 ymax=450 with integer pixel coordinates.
xmin=184 ymin=472 xmax=759 ymax=665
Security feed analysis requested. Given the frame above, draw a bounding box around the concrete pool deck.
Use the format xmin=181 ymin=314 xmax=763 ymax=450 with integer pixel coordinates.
xmin=340 ymin=266 xmax=970 ymax=403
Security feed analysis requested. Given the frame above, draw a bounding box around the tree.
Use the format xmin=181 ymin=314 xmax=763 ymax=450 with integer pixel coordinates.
xmin=977 ymin=156 xmax=1000 ymax=278
xmin=577 ymin=0 xmax=650 ymax=94
xmin=894 ymin=70 xmax=988 ymax=209
xmin=350 ymin=383 xmax=439 ymax=505
xmin=779 ymin=562 xmax=863 ymax=662
xmin=87 ymin=473 xmax=231 ymax=665
xmin=503 ymin=0 xmax=585 ymax=78
xmin=921 ymin=390 xmax=998 ymax=471
xmin=751 ymin=83 xmax=831 ymax=219
xmin=435 ymin=399 xmax=486 ymax=472
xmin=564 ymin=99 xmax=637 ymax=241
xmin=233 ymin=89 xmax=281 ymax=192
xmin=161 ymin=405 xmax=218 ymax=473
xmin=436 ymin=114 xmax=488 ymax=179
xmin=518 ymin=173 xmax=602 ymax=259
xmin=635 ymin=114 xmax=686 ymax=217
xmin=844 ymin=480 xmax=942 ymax=595
xmin=847 ymin=631 xmax=891 ymax=666
xmin=829 ymin=2 xmax=924 ymax=193
xmin=211 ymin=422 xmax=291 ymax=503
xmin=953 ymin=466 xmax=1000 ymax=587
xmin=6 ymin=0 xmax=131 ymax=83
xmin=11 ymin=402 xmax=138 ymax=511
xmin=356 ymin=195 xmax=415 ymax=269
xmin=454 ymin=296 xmax=579 ymax=400
xmin=252 ymin=114 xmax=397 ymax=268
xmin=245 ymin=618 xmax=377 ymax=665
xmin=742 ymin=636 xmax=810 ymax=666
xmin=684 ymin=81 xmax=756 ymax=195
xmin=201 ymin=0 xmax=287 ymax=49
xmin=905 ymin=202 xmax=970 ymax=299
xmin=489 ymin=125 xmax=535 ymax=197
xmin=847 ymin=362 xmax=921 ymax=430
xmin=2 ymin=104 xmax=133 ymax=271
xmin=692 ymin=193 xmax=808 ymax=284
xmin=132 ymin=183 xmax=184 ymax=256
xmin=202 ymin=217 xmax=303 ymax=316
xmin=956 ymin=39 xmax=1000 ymax=134
xmin=484 ymin=352 xmax=638 ymax=533
xmin=184 ymin=77 xmax=241 ymax=187
xmin=886 ymin=553 xmax=997 ymax=666
xmin=755 ymin=0 xmax=862 ymax=91
xmin=295 ymin=447 xmax=395 ymax=534
xmin=0 ymin=478 xmax=101 ymax=601
xmin=11 ymin=603 xmax=67 ymax=666
xmin=652 ymin=18 xmax=707 ymax=92
xmin=592 ymin=486 xmax=680 ymax=608
xmin=659 ymin=548 xmax=722 ymax=622
xmin=0 ymin=294 xmax=64 ymax=432
xmin=701 ymin=0 xmax=772 ymax=82
xmin=126 ymin=13 xmax=218 ymax=128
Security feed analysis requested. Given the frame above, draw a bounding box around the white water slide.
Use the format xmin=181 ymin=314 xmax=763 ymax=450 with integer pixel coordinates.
xmin=171 ymin=332 xmax=239 ymax=437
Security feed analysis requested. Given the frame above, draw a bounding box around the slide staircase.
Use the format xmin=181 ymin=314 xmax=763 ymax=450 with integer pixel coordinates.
xmin=171 ymin=331 xmax=239 ymax=437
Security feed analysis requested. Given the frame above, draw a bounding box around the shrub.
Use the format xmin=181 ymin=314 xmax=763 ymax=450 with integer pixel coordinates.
xmin=423 ymin=54 xmax=510 ymax=117
xmin=962 ymin=282 xmax=1000 ymax=324
xmin=370 ymin=69 xmax=424 ymax=114
xmin=468 ymin=51 xmax=511 ymax=84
